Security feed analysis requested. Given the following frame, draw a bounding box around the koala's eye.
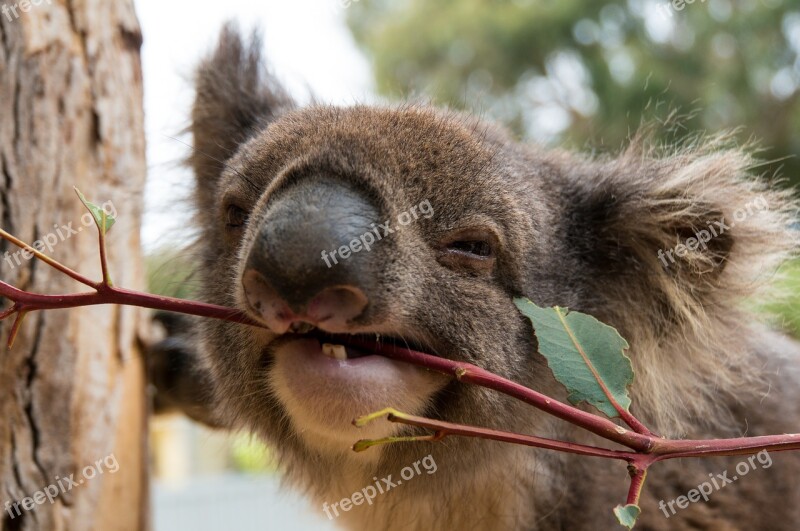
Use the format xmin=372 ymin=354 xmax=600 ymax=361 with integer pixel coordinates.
xmin=447 ymin=240 xmax=493 ymax=258
xmin=226 ymin=205 xmax=248 ymax=228
xmin=438 ymin=229 xmax=498 ymax=274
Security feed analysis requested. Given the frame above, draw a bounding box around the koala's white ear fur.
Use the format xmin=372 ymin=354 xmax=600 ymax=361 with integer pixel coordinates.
xmin=607 ymin=147 xmax=797 ymax=309
xmin=190 ymin=22 xmax=293 ymax=213
xmin=564 ymin=139 xmax=799 ymax=436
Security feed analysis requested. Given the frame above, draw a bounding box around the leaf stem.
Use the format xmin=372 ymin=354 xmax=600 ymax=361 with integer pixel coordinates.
xmin=98 ymin=216 xmax=111 ymax=286
xmin=625 ymin=466 xmax=648 ymax=505
xmin=552 ymin=307 xmax=651 ymax=435
xmin=355 ymin=408 xmax=638 ymax=461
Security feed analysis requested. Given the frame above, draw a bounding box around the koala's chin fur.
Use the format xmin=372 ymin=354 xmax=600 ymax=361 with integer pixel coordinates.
xmin=153 ymin=23 xmax=800 ymax=530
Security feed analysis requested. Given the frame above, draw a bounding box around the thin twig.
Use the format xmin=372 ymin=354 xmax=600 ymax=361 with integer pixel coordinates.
xmin=97 ymin=214 xmax=111 ymax=286
xmin=354 ymin=408 xmax=638 ymax=461
xmin=625 ymin=466 xmax=648 ymax=506
xmin=0 ymin=228 xmax=97 ymax=288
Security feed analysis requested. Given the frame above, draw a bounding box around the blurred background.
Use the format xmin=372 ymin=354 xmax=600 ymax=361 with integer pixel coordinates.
xmin=138 ymin=0 xmax=800 ymax=529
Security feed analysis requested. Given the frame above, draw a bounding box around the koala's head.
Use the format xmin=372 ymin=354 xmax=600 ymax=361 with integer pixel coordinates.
xmin=188 ymin=26 xmax=578 ymax=475
xmin=187 ymin=25 xmax=798 ymax=503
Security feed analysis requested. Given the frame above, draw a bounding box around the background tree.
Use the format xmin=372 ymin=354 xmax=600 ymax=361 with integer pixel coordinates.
xmin=347 ymin=0 xmax=800 ymax=180
xmin=0 ymin=2 xmax=148 ymax=530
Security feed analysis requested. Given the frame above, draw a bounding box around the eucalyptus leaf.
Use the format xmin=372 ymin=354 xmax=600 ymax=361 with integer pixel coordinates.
xmin=74 ymin=187 xmax=115 ymax=234
xmin=514 ymin=298 xmax=634 ymax=419
xmin=613 ymin=504 xmax=640 ymax=529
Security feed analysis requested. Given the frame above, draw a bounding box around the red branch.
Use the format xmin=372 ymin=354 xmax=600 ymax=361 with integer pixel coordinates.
xmin=0 ymin=223 xmax=264 ymax=348
xmin=0 ymin=282 xmax=261 ymax=341
xmin=2 ymin=214 xmax=800 ymax=527
xmin=352 ymin=408 xmax=639 ymax=461
xmin=347 ymin=340 xmax=800 ymax=460
xmin=346 ymin=336 xmax=654 ymax=451
xmin=2 ymin=263 xmax=798 ymax=461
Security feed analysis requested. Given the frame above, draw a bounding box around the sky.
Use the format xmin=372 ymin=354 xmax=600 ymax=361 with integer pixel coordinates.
xmin=136 ymin=0 xmax=374 ymax=251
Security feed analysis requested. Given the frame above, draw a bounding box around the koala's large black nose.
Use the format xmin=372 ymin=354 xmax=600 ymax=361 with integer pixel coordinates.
xmin=241 ymin=177 xmax=381 ymax=334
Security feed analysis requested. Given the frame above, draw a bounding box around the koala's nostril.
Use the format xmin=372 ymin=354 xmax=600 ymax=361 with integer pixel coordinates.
xmin=242 ymin=269 xmax=297 ymax=334
xmin=307 ymin=286 xmax=368 ymax=328
xmin=242 ymin=269 xmax=369 ymax=334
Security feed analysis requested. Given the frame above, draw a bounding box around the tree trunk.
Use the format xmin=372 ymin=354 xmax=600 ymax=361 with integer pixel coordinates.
xmin=0 ymin=1 xmax=148 ymax=530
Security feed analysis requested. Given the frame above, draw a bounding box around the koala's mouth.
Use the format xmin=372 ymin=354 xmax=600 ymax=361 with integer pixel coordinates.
xmin=287 ymin=327 xmax=432 ymax=361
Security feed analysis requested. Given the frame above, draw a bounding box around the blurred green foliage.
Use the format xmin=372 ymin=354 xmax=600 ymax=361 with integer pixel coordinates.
xmin=348 ymin=0 xmax=800 ymax=179
xmin=764 ymin=260 xmax=800 ymax=336
xmin=230 ymin=433 xmax=279 ymax=473
xmin=146 ymin=247 xmax=196 ymax=299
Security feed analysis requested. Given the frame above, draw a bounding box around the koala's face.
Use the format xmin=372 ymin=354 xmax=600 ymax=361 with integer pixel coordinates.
xmin=196 ymin=105 xmax=566 ymax=463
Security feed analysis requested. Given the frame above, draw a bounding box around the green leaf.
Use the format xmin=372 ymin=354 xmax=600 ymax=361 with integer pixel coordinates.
xmin=613 ymin=504 xmax=640 ymax=529
xmin=513 ymin=298 xmax=634 ymax=419
xmin=74 ymin=187 xmax=115 ymax=234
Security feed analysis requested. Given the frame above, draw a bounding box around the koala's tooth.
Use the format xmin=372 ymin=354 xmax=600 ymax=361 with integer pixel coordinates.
xmin=321 ymin=343 xmax=334 ymax=358
xmin=321 ymin=343 xmax=347 ymax=360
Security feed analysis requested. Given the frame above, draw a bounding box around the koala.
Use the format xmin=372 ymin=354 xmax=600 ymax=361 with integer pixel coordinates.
xmin=151 ymin=24 xmax=800 ymax=530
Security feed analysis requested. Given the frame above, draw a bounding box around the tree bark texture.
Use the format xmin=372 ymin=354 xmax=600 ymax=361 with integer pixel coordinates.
xmin=0 ymin=1 xmax=147 ymax=530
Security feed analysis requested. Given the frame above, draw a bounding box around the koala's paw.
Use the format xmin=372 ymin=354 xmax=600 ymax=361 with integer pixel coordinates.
xmin=148 ymin=312 xmax=225 ymax=428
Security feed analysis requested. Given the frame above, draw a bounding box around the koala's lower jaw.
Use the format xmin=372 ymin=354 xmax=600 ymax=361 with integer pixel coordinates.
xmin=268 ymin=333 xmax=449 ymax=456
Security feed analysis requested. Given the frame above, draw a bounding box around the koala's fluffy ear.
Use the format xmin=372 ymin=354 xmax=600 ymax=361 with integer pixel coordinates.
xmin=566 ymin=138 xmax=798 ymax=325
xmin=190 ymin=23 xmax=293 ymax=211
xmin=559 ymin=140 xmax=799 ymax=435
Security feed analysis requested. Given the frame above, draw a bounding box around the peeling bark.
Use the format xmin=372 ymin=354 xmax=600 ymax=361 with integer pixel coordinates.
xmin=0 ymin=1 xmax=147 ymax=530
